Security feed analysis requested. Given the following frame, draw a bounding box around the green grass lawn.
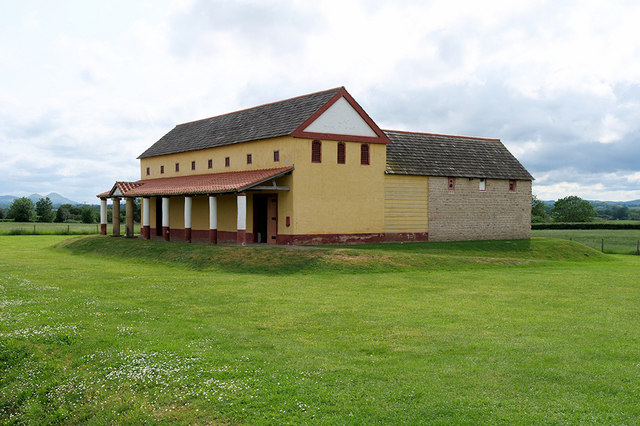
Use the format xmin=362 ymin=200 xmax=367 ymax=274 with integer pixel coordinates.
xmin=1 ymin=236 xmax=639 ymax=424
xmin=532 ymin=228 xmax=640 ymax=254
xmin=0 ymin=222 xmax=140 ymax=235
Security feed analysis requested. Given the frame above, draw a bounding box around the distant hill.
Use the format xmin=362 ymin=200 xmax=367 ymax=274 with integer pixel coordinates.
xmin=0 ymin=192 xmax=79 ymax=209
xmin=0 ymin=195 xmax=18 ymax=209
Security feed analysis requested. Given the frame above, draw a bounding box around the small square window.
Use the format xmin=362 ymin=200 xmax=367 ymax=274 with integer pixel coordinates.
xmin=479 ymin=178 xmax=486 ymax=191
xmin=509 ymin=180 xmax=517 ymax=192
xmin=191 ymin=161 xmax=196 ymax=170
xmin=225 ymin=157 xmax=230 ymax=167
xmin=146 ymin=167 xmax=150 ymax=176
xmin=160 ymin=165 xmax=164 ymax=174
xmin=360 ymin=144 xmax=370 ymax=165
xmin=175 ymin=162 xmax=179 ymax=172
xmin=208 ymin=159 xmax=213 ymax=169
xmin=246 ymin=153 xmax=252 ymax=164
xmin=448 ymin=177 xmax=456 ymax=190
xmin=273 ymin=150 xmax=280 ymax=162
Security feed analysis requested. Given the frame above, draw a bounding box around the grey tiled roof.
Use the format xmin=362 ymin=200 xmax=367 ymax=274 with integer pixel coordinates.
xmin=384 ymin=130 xmax=533 ymax=180
xmin=138 ymin=87 xmax=342 ymax=159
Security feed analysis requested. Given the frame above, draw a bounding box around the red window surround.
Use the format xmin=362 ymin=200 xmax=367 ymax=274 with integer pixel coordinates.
xmin=448 ymin=177 xmax=456 ymax=190
xmin=509 ymin=180 xmax=517 ymax=192
xmin=246 ymin=153 xmax=252 ymax=164
xmin=360 ymin=144 xmax=370 ymax=165
xmin=274 ymin=150 xmax=280 ymax=162
xmin=191 ymin=161 xmax=196 ymax=170
xmin=225 ymin=157 xmax=230 ymax=167
xmin=311 ymin=140 xmax=322 ymax=163
xmin=208 ymin=159 xmax=213 ymax=169
xmin=337 ymin=142 xmax=346 ymax=164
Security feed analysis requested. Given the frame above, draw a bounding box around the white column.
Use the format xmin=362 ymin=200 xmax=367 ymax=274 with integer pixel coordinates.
xmin=162 ymin=197 xmax=170 ymax=227
xmin=237 ymin=194 xmax=246 ymax=231
xmin=162 ymin=197 xmax=170 ymax=241
xmin=142 ymin=198 xmax=150 ymax=227
xmin=100 ymin=198 xmax=107 ymax=235
xmin=236 ymin=193 xmax=247 ymax=246
xmin=100 ymin=198 xmax=107 ymax=224
xmin=184 ymin=196 xmax=192 ymax=229
xmin=184 ymin=196 xmax=192 ymax=242
xmin=209 ymin=196 xmax=217 ymax=230
xmin=142 ymin=197 xmax=150 ymax=240
xmin=209 ymin=195 xmax=217 ymax=244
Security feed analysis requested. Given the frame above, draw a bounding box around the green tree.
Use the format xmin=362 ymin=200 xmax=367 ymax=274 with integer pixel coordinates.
xmin=531 ymin=195 xmax=550 ymax=223
xmin=80 ymin=205 xmax=96 ymax=223
xmin=0 ymin=207 xmax=4 ymax=219
xmin=36 ymin=197 xmax=55 ymax=222
xmin=54 ymin=204 xmax=71 ymax=223
xmin=7 ymin=197 xmax=36 ymax=222
xmin=551 ymin=195 xmax=597 ymax=222
xmin=611 ymin=205 xmax=629 ymax=220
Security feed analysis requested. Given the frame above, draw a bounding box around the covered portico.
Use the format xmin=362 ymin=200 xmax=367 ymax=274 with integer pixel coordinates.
xmin=97 ymin=167 xmax=292 ymax=245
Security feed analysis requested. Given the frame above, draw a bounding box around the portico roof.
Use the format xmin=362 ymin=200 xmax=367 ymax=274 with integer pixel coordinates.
xmin=98 ymin=166 xmax=293 ymax=198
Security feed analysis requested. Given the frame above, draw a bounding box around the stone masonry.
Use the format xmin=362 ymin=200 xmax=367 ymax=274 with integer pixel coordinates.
xmin=427 ymin=176 xmax=531 ymax=242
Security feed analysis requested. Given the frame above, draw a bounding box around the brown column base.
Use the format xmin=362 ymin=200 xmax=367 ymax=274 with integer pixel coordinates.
xmin=237 ymin=229 xmax=246 ymax=246
xmin=209 ymin=229 xmax=218 ymax=244
xmin=185 ymin=228 xmax=192 ymax=243
xmin=163 ymin=226 xmax=170 ymax=241
xmin=142 ymin=226 xmax=150 ymax=240
xmin=100 ymin=223 xmax=107 ymax=235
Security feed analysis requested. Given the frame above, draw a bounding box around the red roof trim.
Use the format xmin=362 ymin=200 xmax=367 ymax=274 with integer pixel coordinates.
xmin=177 ymin=87 xmax=344 ymax=127
xmin=384 ymin=129 xmax=500 ymax=142
xmin=291 ymin=87 xmax=391 ymax=144
xmin=96 ymin=167 xmax=293 ymax=198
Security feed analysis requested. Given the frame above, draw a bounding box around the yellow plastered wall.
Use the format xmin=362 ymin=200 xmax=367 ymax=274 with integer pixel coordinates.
xmin=140 ymin=137 xmax=294 ymax=179
xmin=384 ymin=174 xmax=428 ymax=232
xmin=139 ymin=136 xmax=387 ymax=236
xmin=288 ymin=139 xmax=386 ymax=235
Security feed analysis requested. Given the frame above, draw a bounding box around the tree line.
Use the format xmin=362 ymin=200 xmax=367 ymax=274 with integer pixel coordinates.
xmin=0 ymin=197 xmax=141 ymax=223
xmin=532 ymin=195 xmax=640 ymax=223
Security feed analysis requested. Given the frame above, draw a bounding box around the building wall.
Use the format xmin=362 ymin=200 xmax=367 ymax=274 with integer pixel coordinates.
xmin=286 ymin=138 xmax=387 ymax=236
xmin=427 ymin=177 xmax=532 ymax=241
xmin=140 ymin=137 xmax=294 ymax=179
xmin=139 ymin=136 xmax=388 ymax=239
xmin=384 ymin=174 xmax=428 ymax=233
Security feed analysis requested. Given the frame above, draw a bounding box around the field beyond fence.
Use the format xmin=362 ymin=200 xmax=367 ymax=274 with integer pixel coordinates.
xmin=531 ymin=229 xmax=640 ymax=255
xmin=0 ymin=222 xmax=141 ymax=235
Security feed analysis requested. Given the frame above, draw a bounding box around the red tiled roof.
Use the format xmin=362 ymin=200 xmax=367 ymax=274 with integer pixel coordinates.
xmin=97 ymin=167 xmax=293 ymax=198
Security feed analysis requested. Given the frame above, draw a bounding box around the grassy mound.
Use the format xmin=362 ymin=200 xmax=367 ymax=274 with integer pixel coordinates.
xmin=57 ymin=236 xmax=606 ymax=274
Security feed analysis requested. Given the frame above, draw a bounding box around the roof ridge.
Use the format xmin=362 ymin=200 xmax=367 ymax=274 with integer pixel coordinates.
xmin=177 ymin=87 xmax=344 ymax=127
xmin=383 ymin=129 xmax=500 ymax=142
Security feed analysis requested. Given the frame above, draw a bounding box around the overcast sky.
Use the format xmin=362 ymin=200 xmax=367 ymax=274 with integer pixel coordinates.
xmin=1 ymin=0 xmax=639 ymax=203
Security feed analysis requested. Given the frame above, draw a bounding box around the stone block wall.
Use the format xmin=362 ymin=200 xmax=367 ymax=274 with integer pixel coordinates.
xmin=427 ymin=176 xmax=531 ymax=241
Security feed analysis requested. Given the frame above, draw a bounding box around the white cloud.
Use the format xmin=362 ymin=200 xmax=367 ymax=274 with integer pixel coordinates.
xmin=1 ymin=0 xmax=640 ymax=202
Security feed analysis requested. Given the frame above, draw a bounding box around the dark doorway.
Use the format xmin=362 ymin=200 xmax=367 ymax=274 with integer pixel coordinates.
xmin=253 ymin=195 xmax=268 ymax=243
xmin=155 ymin=197 xmax=162 ymax=236
xmin=253 ymin=194 xmax=278 ymax=244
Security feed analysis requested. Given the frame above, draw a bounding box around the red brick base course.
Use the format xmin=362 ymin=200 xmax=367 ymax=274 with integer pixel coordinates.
xmin=147 ymin=229 xmax=427 ymax=245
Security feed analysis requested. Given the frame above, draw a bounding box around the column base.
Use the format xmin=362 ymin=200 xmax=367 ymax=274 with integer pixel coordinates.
xmin=209 ymin=229 xmax=218 ymax=244
xmin=237 ymin=229 xmax=246 ymax=246
xmin=163 ymin=226 xmax=170 ymax=241
xmin=185 ymin=228 xmax=192 ymax=243
xmin=142 ymin=225 xmax=150 ymax=240
xmin=100 ymin=224 xmax=107 ymax=235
